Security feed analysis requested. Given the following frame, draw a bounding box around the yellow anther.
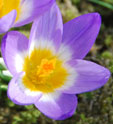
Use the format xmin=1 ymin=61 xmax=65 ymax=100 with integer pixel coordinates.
xmin=37 ymin=58 xmax=56 ymax=77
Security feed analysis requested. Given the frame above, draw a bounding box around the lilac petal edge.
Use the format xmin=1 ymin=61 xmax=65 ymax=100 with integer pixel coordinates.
xmin=0 ymin=10 xmax=16 ymax=34
xmin=14 ymin=0 xmax=55 ymax=27
xmin=62 ymin=59 xmax=110 ymax=94
xmin=1 ymin=31 xmax=29 ymax=75
xmin=62 ymin=13 xmax=101 ymax=59
xmin=8 ymin=72 xmax=42 ymax=105
xmin=35 ymin=93 xmax=77 ymax=120
xmin=29 ymin=2 xmax=63 ymax=51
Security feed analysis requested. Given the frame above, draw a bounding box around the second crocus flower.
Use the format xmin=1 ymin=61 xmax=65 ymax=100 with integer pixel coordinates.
xmin=0 ymin=0 xmax=54 ymax=34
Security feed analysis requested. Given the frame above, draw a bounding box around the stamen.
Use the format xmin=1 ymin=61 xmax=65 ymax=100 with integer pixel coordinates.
xmin=37 ymin=58 xmax=56 ymax=77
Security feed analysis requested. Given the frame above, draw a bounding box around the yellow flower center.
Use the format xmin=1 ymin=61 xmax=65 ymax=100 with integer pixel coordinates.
xmin=22 ymin=48 xmax=68 ymax=93
xmin=0 ymin=0 xmax=21 ymax=21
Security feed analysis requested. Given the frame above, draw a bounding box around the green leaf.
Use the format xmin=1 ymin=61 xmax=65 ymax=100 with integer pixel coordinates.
xmin=0 ymin=84 xmax=8 ymax=91
xmin=0 ymin=71 xmax=12 ymax=82
xmin=0 ymin=64 xmax=6 ymax=70
xmin=89 ymin=0 xmax=113 ymax=10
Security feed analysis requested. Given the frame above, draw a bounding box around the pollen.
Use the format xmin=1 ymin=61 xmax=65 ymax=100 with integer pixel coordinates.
xmin=22 ymin=48 xmax=68 ymax=93
xmin=0 ymin=0 xmax=21 ymax=21
xmin=37 ymin=58 xmax=56 ymax=77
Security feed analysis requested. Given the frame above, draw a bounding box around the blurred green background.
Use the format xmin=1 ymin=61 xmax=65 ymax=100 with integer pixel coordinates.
xmin=0 ymin=0 xmax=113 ymax=124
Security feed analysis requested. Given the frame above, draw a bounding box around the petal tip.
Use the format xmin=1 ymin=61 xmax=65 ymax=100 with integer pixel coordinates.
xmin=94 ymin=12 xmax=101 ymax=23
xmin=87 ymin=12 xmax=101 ymax=25
xmin=104 ymin=68 xmax=111 ymax=81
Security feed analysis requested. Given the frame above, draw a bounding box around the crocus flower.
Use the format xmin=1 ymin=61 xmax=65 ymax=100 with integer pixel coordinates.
xmin=0 ymin=0 xmax=54 ymax=34
xmin=1 ymin=3 xmax=110 ymax=120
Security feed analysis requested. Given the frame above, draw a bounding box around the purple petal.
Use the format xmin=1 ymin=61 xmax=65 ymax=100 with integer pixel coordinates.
xmin=63 ymin=60 xmax=110 ymax=94
xmin=1 ymin=31 xmax=28 ymax=76
xmin=8 ymin=72 xmax=42 ymax=105
xmin=0 ymin=10 xmax=16 ymax=34
xmin=35 ymin=93 xmax=77 ymax=120
xmin=29 ymin=3 xmax=63 ymax=51
xmin=14 ymin=0 xmax=55 ymax=27
xmin=62 ymin=13 xmax=101 ymax=59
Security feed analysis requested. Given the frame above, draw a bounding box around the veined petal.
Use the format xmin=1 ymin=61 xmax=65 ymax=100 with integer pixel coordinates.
xmin=14 ymin=0 xmax=55 ymax=27
xmin=29 ymin=3 xmax=63 ymax=53
xmin=8 ymin=72 xmax=42 ymax=105
xmin=62 ymin=13 xmax=101 ymax=59
xmin=1 ymin=31 xmax=28 ymax=75
xmin=63 ymin=60 xmax=110 ymax=94
xmin=0 ymin=10 xmax=16 ymax=34
xmin=35 ymin=93 xmax=77 ymax=120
